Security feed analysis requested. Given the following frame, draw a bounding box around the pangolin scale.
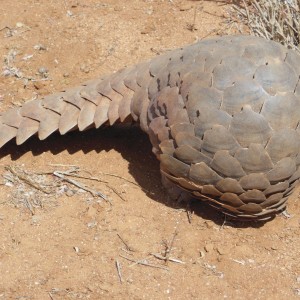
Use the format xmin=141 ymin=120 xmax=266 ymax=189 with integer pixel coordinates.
xmin=1 ymin=35 xmax=300 ymax=221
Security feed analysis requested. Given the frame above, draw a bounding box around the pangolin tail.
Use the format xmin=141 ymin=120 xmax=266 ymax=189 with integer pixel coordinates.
xmin=0 ymin=62 xmax=152 ymax=148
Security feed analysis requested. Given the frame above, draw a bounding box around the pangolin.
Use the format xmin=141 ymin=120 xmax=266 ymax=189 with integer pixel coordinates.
xmin=1 ymin=35 xmax=300 ymax=221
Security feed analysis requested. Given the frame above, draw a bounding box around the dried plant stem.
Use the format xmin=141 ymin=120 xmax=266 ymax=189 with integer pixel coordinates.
xmin=231 ymin=0 xmax=299 ymax=51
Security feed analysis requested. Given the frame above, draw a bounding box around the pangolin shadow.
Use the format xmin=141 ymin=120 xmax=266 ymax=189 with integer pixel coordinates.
xmin=0 ymin=125 xmax=266 ymax=228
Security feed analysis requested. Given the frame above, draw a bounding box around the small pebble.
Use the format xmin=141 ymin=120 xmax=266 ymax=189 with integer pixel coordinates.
xmin=66 ymin=189 xmax=75 ymax=197
xmin=34 ymin=44 xmax=47 ymax=51
xmin=204 ymin=244 xmax=214 ymax=253
xmin=22 ymin=54 xmax=33 ymax=61
xmin=145 ymin=8 xmax=153 ymax=15
xmin=38 ymin=67 xmax=49 ymax=77
xmin=2 ymin=69 xmax=11 ymax=77
xmin=31 ymin=215 xmax=42 ymax=224
xmin=80 ymin=64 xmax=90 ymax=73
xmin=33 ymin=81 xmax=45 ymax=90
xmin=87 ymin=221 xmax=97 ymax=228
xmin=16 ymin=22 xmax=24 ymax=28
xmin=67 ymin=10 xmax=73 ymax=17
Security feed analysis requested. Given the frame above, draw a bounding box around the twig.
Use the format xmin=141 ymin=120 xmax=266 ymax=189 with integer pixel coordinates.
xmin=129 ymin=254 xmax=153 ymax=267
xmin=187 ymin=5 xmax=198 ymax=32
xmin=100 ymin=172 xmax=141 ymax=188
xmin=117 ymin=233 xmax=135 ymax=252
xmin=72 ymin=175 xmax=124 ymax=201
xmin=43 ymin=167 xmax=129 ymax=202
xmin=24 ymin=198 xmax=35 ymax=216
xmin=242 ymin=0 xmax=250 ymax=22
xmin=150 ymin=253 xmax=185 ymax=264
xmin=115 ymin=260 xmax=123 ymax=283
xmin=220 ymin=214 xmax=227 ymax=230
xmin=0 ymin=26 xmax=11 ymax=32
xmin=106 ymin=184 xmax=126 ymax=201
xmin=119 ymin=254 xmax=169 ymax=271
xmin=48 ymin=292 xmax=54 ymax=300
xmin=186 ymin=202 xmax=193 ymax=224
xmin=49 ymin=163 xmax=79 ymax=168
xmin=163 ymin=223 xmax=179 ymax=264
xmin=281 ymin=210 xmax=292 ymax=219
xmin=231 ymin=0 xmax=299 ymax=51
xmin=59 ymin=172 xmax=109 ymax=184
xmin=5 ymin=165 xmax=51 ymax=194
xmin=200 ymin=25 xmax=229 ymax=40
xmin=47 ymin=165 xmax=109 ymax=183
xmin=102 ymin=172 xmax=151 ymax=195
xmin=53 ymin=171 xmax=111 ymax=204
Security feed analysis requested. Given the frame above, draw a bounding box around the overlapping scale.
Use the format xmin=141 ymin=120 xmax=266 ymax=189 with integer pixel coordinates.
xmin=285 ymin=50 xmax=300 ymax=75
xmin=194 ymin=108 xmax=231 ymax=138
xmin=261 ymin=93 xmax=300 ymax=130
xmin=185 ymin=86 xmax=222 ymax=119
xmin=210 ymin=150 xmax=246 ymax=178
xmin=239 ymin=173 xmax=270 ymax=190
xmin=215 ymin=178 xmax=245 ymax=194
xmin=174 ymin=132 xmax=202 ymax=150
xmin=239 ymin=190 xmax=266 ymax=204
xmin=93 ymin=97 xmax=110 ymax=128
xmin=235 ymin=144 xmax=274 ymax=172
xmin=16 ymin=118 xmax=39 ymax=145
xmin=160 ymin=154 xmax=190 ymax=178
xmin=266 ymin=158 xmax=296 ymax=183
xmin=255 ymin=62 xmax=298 ymax=95
xmin=229 ymin=105 xmax=272 ymax=147
xmin=38 ymin=109 xmax=61 ymax=140
xmin=1 ymin=107 xmax=23 ymax=128
xmin=213 ymin=56 xmax=256 ymax=90
xmin=265 ymin=129 xmax=300 ymax=162
xmin=189 ymin=162 xmax=222 ymax=185
xmin=0 ymin=124 xmax=17 ymax=147
xmin=221 ymin=80 xmax=267 ymax=115
xmin=202 ymin=125 xmax=239 ymax=156
xmin=174 ymin=145 xmax=211 ymax=164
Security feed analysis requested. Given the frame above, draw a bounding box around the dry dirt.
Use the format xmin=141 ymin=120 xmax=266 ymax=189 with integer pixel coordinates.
xmin=0 ymin=1 xmax=299 ymax=299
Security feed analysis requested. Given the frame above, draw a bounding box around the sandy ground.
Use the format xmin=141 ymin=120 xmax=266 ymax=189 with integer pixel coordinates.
xmin=0 ymin=1 xmax=299 ymax=299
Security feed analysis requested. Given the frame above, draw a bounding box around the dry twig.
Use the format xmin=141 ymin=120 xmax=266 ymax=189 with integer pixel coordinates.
xmin=5 ymin=165 xmax=51 ymax=194
xmin=120 ymin=254 xmax=169 ymax=271
xmin=231 ymin=0 xmax=299 ymax=51
xmin=53 ymin=170 xmax=111 ymax=204
xmin=117 ymin=233 xmax=135 ymax=252
xmin=150 ymin=253 xmax=185 ymax=264
xmin=115 ymin=260 xmax=123 ymax=283
xmin=162 ymin=223 xmax=179 ymax=264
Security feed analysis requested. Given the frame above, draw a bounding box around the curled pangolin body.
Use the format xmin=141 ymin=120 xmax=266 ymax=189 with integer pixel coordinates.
xmin=1 ymin=35 xmax=300 ymax=220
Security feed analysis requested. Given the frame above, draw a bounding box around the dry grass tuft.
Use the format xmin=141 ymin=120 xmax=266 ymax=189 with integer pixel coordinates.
xmin=232 ymin=0 xmax=299 ymax=51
